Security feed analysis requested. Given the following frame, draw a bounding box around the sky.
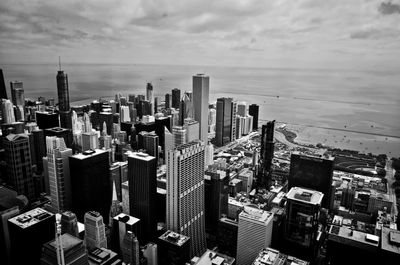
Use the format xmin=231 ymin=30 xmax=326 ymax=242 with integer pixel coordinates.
xmin=1 ymin=0 xmax=400 ymax=70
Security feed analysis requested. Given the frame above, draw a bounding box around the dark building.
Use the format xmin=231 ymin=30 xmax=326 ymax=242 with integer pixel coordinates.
xmin=249 ymin=104 xmax=259 ymax=130
xmin=1 ymin=121 xmax=24 ymax=136
xmin=111 ymin=213 xmax=140 ymax=257
xmin=288 ymin=152 xmax=335 ymax=208
xmin=128 ymin=152 xmax=157 ymax=244
xmin=158 ymin=230 xmax=190 ymax=265
xmin=69 ymin=149 xmax=112 ymax=224
xmin=259 ymin=120 xmax=275 ymax=186
xmin=3 ymin=134 xmax=35 ymax=200
xmin=8 ymin=208 xmax=55 ymax=265
xmin=59 ymin=110 xmax=72 ymax=129
xmin=10 ymin=81 xmax=24 ymax=108
xmin=217 ymin=218 xmax=238 ymax=258
xmin=204 ymin=168 xmax=229 ymax=234
xmin=36 ymin=111 xmax=60 ymax=130
xmin=165 ymin=93 xmax=171 ymax=109
xmin=56 ymin=66 xmax=70 ymax=112
xmin=136 ymin=100 xmax=152 ymax=119
xmin=215 ymin=97 xmax=233 ymax=147
xmin=61 ymin=210 xmax=79 ymax=238
xmin=171 ymin=88 xmax=180 ymax=109
xmin=155 ymin=116 xmax=170 ymax=156
xmin=88 ymin=247 xmax=123 ymax=265
xmin=0 ymin=69 xmax=7 ymax=99
xmin=32 ymin=129 xmax=46 ymax=173
xmin=44 ymin=127 xmax=73 ymax=148
xmin=142 ymin=132 xmax=159 ymax=161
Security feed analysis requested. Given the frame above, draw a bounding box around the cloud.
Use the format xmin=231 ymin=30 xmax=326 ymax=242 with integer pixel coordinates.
xmin=350 ymin=28 xmax=400 ymax=39
xmin=378 ymin=1 xmax=400 ymax=15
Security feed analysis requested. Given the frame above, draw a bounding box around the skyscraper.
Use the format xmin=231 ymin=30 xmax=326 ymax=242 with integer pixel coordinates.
xmin=171 ymin=88 xmax=181 ymax=109
xmin=193 ymin=74 xmax=209 ymax=142
xmin=165 ymin=93 xmax=172 ymax=109
xmin=184 ymin=118 xmax=199 ymax=143
xmin=142 ymin=132 xmax=159 ymax=161
xmin=215 ymin=97 xmax=232 ymax=147
xmin=121 ymin=231 xmax=140 ymax=265
xmin=61 ymin=211 xmax=79 ymax=237
xmin=249 ymin=104 xmax=259 ymax=130
xmin=166 ymin=141 xmax=207 ymax=257
xmin=111 ymin=213 xmax=140 ymax=255
xmin=1 ymin=99 xmax=15 ymax=123
xmin=44 ymin=136 xmax=73 ymax=212
xmin=158 ymin=230 xmax=191 ymax=265
xmin=69 ymin=149 xmax=111 ymax=223
xmin=236 ymin=207 xmax=274 ymax=265
xmin=128 ymin=152 xmax=157 ymax=244
xmin=172 ymin=126 xmax=187 ymax=147
xmin=3 ymin=134 xmax=34 ymax=200
xmin=146 ymin=83 xmax=154 ymax=115
xmin=230 ymin=101 xmax=237 ymax=141
xmin=259 ymin=120 xmax=275 ymax=186
xmin=56 ymin=63 xmax=70 ymax=112
xmin=84 ymin=211 xmax=107 ymax=250
xmin=10 ymin=81 xmax=24 ymax=107
xmin=0 ymin=69 xmax=7 ymax=99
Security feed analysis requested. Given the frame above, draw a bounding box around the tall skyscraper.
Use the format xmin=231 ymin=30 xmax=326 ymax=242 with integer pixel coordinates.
xmin=128 ymin=152 xmax=157 ymax=244
xmin=171 ymin=88 xmax=181 ymax=109
xmin=56 ymin=62 xmax=70 ymax=112
xmin=142 ymin=132 xmax=159 ymax=161
xmin=3 ymin=133 xmax=34 ymax=200
xmin=8 ymin=208 xmax=55 ymax=265
xmin=1 ymin=99 xmax=15 ymax=123
xmin=166 ymin=141 xmax=207 ymax=257
xmin=172 ymin=125 xmax=187 ymax=147
xmin=146 ymin=83 xmax=154 ymax=115
xmin=283 ymin=187 xmax=323 ymax=261
xmin=230 ymin=101 xmax=237 ymax=141
xmin=84 ymin=211 xmax=107 ymax=250
xmin=249 ymin=104 xmax=259 ymax=130
xmin=215 ymin=97 xmax=232 ymax=147
xmin=236 ymin=207 xmax=274 ymax=265
xmin=69 ymin=149 xmax=112 ymax=223
xmin=61 ymin=211 xmax=79 ymax=237
xmin=111 ymin=213 xmax=140 ymax=255
xmin=193 ymin=74 xmax=209 ymax=142
xmin=44 ymin=136 xmax=73 ymax=212
xmin=32 ymin=129 xmax=46 ymax=173
xmin=184 ymin=118 xmax=199 ymax=143
xmin=121 ymin=231 xmax=140 ymax=265
xmin=10 ymin=81 xmax=24 ymax=107
xmin=0 ymin=69 xmax=7 ymax=99
xmin=259 ymin=120 xmax=275 ymax=186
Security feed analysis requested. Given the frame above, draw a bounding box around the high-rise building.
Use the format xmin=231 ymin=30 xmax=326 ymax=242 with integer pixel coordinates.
xmin=146 ymin=83 xmax=154 ymax=115
xmin=45 ymin=127 xmax=73 ymax=148
xmin=184 ymin=118 xmax=199 ymax=143
xmin=179 ymin=92 xmax=193 ymax=125
xmin=36 ymin=111 xmax=60 ymax=129
xmin=0 ymin=206 xmax=20 ymax=265
xmin=283 ymin=187 xmax=323 ymax=261
xmin=237 ymin=102 xmax=247 ymax=117
xmin=120 ymin=105 xmax=130 ymax=122
xmin=8 ymin=208 xmax=55 ymax=265
xmin=259 ymin=120 xmax=275 ymax=186
xmin=158 ymin=230 xmax=191 ymax=265
xmin=236 ymin=207 xmax=274 ymax=265
xmin=171 ymin=88 xmax=181 ymax=109
xmin=121 ymin=231 xmax=140 ymax=265
xmin=193 ymin=74 xmax=209 ymax=142
xmin=57 ymin=64 xmax=70 ymax=112
xmin=61 ymin=211 xmax=79 ymax=237
xmin=143 ymin=242 xmax=158 ymax=265
xmin=1 ymin=99 xmax=15 ymax=123
xmin=208 ymin=108 xmax=216 ymax=135
xmin=166 ymin=141 xmax=207 ymax=257
xmin=164 ymin=127 xmax=174 ymax=153
xmin=82 ymin=131 xmax=99 ymax=151
xmin=3 ymin=133 xmax=34 ymax=200
xmin=172 ymin=126 xmax=187 ymax=147
xmin=128 ymin=152 xmax=157 ymax=244
xmin=165 ymin=93 xmax=172 ymax=109
xmin=230 ymin=101 xmax=237 ymax=141
xmin=84 ymin=211 xmax=107 ymax=250
xmin=215 ymin=98 xmax=232 ymax=147
xmin=44 ymin=136 xmax=73 ymax=212
xmin=111 ymin=213 xmax=140 ymax=255
xmin=288 ymin=152 xmax=334 ymax=208
xmin=142 ymin=132 xmax=159 ymax=161
xmin=10 ymin=81 xmax=24 ymax=107
xmin=0 ymin=69 xmax=7 ymax=99
xmin=248 ymin=104 xmax=259 ymax=130
xmin=32 ymin=129 xmax=46 ymax=172
xmin=217 ymin=218 xmax=238 ymax=258
xmin=69 ymin=149 xmax=111 ymax=224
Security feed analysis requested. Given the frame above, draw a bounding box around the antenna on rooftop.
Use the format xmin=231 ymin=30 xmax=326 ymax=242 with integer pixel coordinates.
xmin=59 ymin=56 xmax=62 ymax=71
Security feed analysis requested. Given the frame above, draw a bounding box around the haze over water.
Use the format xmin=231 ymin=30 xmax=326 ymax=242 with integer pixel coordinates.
xmin=2 ymin=63 xmax=400 ymax=156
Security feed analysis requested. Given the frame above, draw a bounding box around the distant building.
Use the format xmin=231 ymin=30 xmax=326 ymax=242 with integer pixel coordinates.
xmin=56 ymin=66 xmax=70 ymax=112
xmin=146 ymin=83 xmax=154 ymax=115
xmin=215 ymin=97 xmax=232 ymax=147
xmin=248 ymin=104 xmax=259 ymax=130
xmin=236 ymin=207 xmax=274 ymax=265
xmin=171 ymin=88 xmax=181 ymax=109
xmin=36 ymin=111 xmax=60 ymax=129
xmin=259 ymin=120 xmax=275 ymax=186
xmin=172 ymin=125 xmax=187 ymax=147
xmin=84 ymin=211 xmax=107 ymax=250
xmin=193 ymin=74 xmax=209 ymax=142
xmin=0 ymin=69 xmax=7 ymax=99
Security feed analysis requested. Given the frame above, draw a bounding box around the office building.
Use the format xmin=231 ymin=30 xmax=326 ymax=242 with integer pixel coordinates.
xmin=208 ymin=108 xmax=216 ymax=135
xmin=57 ymin=64 xmax=70 ymax=112
xmin=120 ymin=105 xmax=130 ymax=122
xmin=36 ymin=111 xmax=60 ymax=129
xmin=172 ymin=125 xmax=187 ymax=147
xmin=128 ymin=152 xmax=157 ymax=244
xmin=166 ymin=141 xmax=207 ymax=257
xmin=82 ymin=131 xmax=99 ymax=151
xmin=165 ymin=93 xmax=172 ymax=109
xmin=40 ymin=233 xmax=88 ymax=265
xmin=10 ymin=81 xmax=24 ymax=112
xmin=84 ymin=211 xmax=107 ymax=250
xmin=248 ymin=104 xmax=259 ymax=130
xmin=121 ymin=231 xmax=140 ymax=265
xmin=146 ymin=83 xmax=154 ymax=115
xmin=3 ymin=133 xmax=34 ymax=200
xmin=143 ymin=242 xmax=158 ymax=265
xmin=172 ymin=88 xmax=181 ymax=109
xmin=0 ymin=69 xmax=7 ymax=99
xmin=0 ymin=206 xmax=20 ymax=265
xmin=111 ymin=213 xmax=140 ymax=255
xmin=217 ymin=218 xmax=238 ymax=258
xmin=70 ymin=149 xmax=111 ymax=224
xmin=1 ymin=99 xmax=15 ymax=123
xmin=288 ymin=152 xmax=334 ymax=208
xmin=236 ymin=207 xmax=274 ymax=265
xmin=88 ymin=247 xmax=122 ymax=265
xmin=142 ymin=132 xmax=159 ymax=160
xmin=45 ymin=127 xmax=73 ymax=148
xmin=230 ymin=101 xmax=237 ymax=141
xmin=109 ymin=161 xmax=128 ymax=202
xmin=158 ymin=230 xmax=191 ymax=265
xmin=32 ymin=129 xmax=46 ymax=172
xmin=193 ymin=74 xmax=209 ymax=142
xmin=284 ymin=187 xmax=323 ymax=261
xmin=8 ymin=208 xmax=55 ymax=265
xmin=215 ymin=97 xmax=232 ymax=147
xmin=204 ymin=168 xmax=229 ymax=233
xmin=179 ymin=92 xmax=193 ymax=125
xmin=184 ymin=118 xmax=200 ymax=143
xmin=61 ymin=211 xmax=79 ymax=238
xmin=164 ymin=127 xmax=174 ymax=153
xmin=259 ymin=120 xmax=275 ymax=186
xmin=44 ymin=136 xmax=73 ymax=212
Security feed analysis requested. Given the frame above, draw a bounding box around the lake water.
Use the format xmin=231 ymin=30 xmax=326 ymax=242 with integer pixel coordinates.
xmin=2 ymin=63 xmax=400 ymax=156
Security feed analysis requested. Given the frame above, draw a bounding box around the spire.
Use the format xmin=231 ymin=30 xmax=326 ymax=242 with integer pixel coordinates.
xmin=59 ymin=56 xmax=62 ymax=71
xmin=112 ymin=180 xmax=118 ymax=202
xmin=102 ymin=121 xmax=108 ymax=136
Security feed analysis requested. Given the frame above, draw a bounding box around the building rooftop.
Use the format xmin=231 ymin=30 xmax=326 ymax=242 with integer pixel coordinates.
xmin=72 ymin=149 xmax=108 ymax=160
xmin=328 ymin=225 xmax=379 ymax=251
xmin=239 ymin=207 xmax=273 ymax=224
xmin=193 ymin=249 xmax=235 ymax=265
xmin=128 ymin=151 xmax=155 ymax=162
xmin=381 ymin=227 xmax=400 ymax=254
xmin=113 ymin=213 xmax=140 ymax=226
xmin=286 ymin=187 xmax=324 ymax=205
xmin=292 ymin=151 xmax=334 ymax=161
xmin=8 ymin=207 xmax=54 ymax=229
xmin=159 ymin=230 xmax=190 ymax=247
xmin=47 ymin=233 xmax=83 ymax=253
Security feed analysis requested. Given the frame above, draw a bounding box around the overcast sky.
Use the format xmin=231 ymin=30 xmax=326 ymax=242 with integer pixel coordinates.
xmin=1 ymin=0 xmax=400 ymax=70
